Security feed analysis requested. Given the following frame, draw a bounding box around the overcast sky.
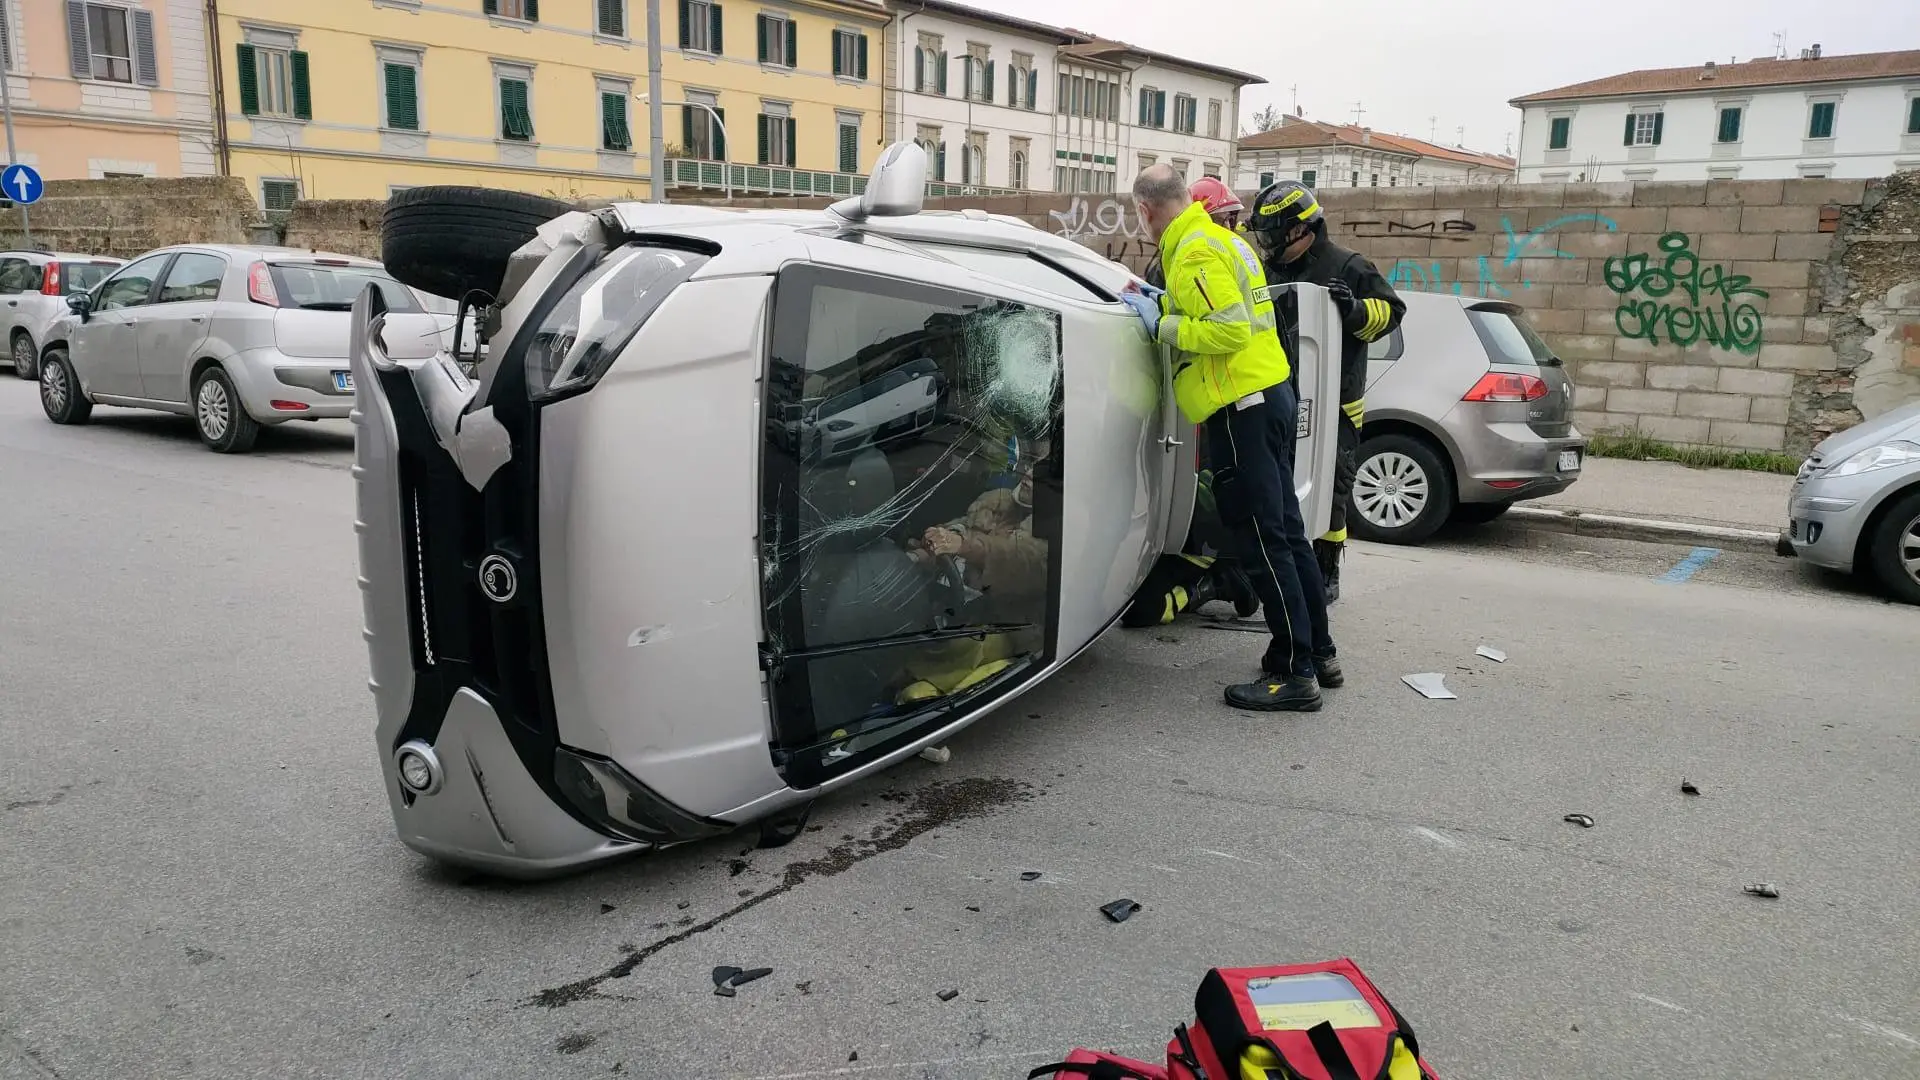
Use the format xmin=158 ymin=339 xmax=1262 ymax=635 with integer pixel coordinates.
xmin=959 ymin=0 xmax=1920 ymax=154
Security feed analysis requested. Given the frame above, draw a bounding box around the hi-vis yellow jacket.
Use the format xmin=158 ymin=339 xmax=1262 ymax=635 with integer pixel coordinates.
xmin=1153 ymin=201 xmax=1292 ymax=425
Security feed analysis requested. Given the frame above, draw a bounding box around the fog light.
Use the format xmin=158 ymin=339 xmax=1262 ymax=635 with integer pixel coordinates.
xmin=394 ymin=740 xmax=443 ymax=795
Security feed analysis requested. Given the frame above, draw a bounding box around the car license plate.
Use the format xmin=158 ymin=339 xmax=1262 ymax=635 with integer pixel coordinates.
xmin=1296 ymin=397 xmax=1311 ymax=439
xmin=1558 ymin=449 xmax=1581 ymax=472
xmin=333 ymin=371 xmax=354 ymax=392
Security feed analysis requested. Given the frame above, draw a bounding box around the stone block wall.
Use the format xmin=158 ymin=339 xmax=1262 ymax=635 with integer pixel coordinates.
xmin=0 ymin=177 xmax=262 ymax=257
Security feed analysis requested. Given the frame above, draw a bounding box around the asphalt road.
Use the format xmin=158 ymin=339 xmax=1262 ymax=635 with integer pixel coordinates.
xmin=3 ymin=385 xmax=1917 ymax=1080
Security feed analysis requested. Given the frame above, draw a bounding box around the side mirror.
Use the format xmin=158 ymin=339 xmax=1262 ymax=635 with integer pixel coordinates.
xmin=828 ymin=140 xmax=927 ymax=223
xmin=66 ymin=293 xmax=91 ymax=320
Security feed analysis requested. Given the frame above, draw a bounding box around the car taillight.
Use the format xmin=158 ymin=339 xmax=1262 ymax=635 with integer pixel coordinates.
xmin=247 ymin=261 xmax=280 ymax=307
xmin=1462 ymin=372 xmax=1548 ymax=402
xmin=40 ymin=263 xmax=60 ymax=296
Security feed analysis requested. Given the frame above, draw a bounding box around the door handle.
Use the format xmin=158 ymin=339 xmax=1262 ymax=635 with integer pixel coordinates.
xmin=1159 ymin=434 xmax=1183 ymax=449
xmin=191 ymin=316 xmax=204 ymax=322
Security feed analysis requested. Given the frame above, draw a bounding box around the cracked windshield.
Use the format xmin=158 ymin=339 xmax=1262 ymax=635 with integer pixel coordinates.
xmin=761 ymin=270 xmax=1062 ymax=773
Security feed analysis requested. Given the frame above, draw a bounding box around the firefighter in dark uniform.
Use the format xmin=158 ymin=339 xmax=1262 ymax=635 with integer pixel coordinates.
xmin=1125 ymin=177 xmax=1258 ymax=629
xmin=1243 ymin=180 xmax=1405 ymax=602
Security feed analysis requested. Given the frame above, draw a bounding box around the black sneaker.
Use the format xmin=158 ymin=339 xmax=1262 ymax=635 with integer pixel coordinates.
xmin=1314 ymin=654 xmax=1344 ymax=688
xmin=1225 ymin=677 xmax=1322 ymax=713
xmin=1221 ymin=564 xmax=1260 ymax=619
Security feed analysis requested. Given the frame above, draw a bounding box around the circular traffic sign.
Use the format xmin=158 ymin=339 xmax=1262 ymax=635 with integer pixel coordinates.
xmin=2 ymin=164 xmax=44 ymax=206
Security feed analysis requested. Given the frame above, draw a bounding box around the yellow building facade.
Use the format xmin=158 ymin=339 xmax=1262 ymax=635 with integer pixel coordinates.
xmin=214 ymin=0 xmax=889 ymax=205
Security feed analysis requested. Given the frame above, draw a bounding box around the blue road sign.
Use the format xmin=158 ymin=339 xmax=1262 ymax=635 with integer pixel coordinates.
xmin=2 ymin=164 xmax=44 ymax=206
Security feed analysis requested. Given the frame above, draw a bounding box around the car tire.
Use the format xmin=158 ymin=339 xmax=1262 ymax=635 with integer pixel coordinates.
xmin=38 ymin=348 xmax=91 ymax=425
xmin=11 ymin=331 xmax=36 ymax=380
xmin=193 ymin=366 xmax=260 ymax=454
xmin=1348 ymin=433 xmax=1455 ymax=546
xmin=1452 ymin=502 xmax=1512 ymax=525
xmin=1865 ymin=488 xmax=1920 ymax=606
xmin=382 ymin=186 xmax=575 ymax=303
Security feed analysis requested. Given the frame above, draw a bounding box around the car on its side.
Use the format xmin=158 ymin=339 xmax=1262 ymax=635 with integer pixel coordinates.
xmin=1345 ymin=292 xmax=1586 ymax=545
xmin=0 ymin=249 xmax=124 ymax=380
xmin=38 ymin=244 xmax=457 ymax=452
xmin=1785 ymin=401 xmax=1920 ymax=605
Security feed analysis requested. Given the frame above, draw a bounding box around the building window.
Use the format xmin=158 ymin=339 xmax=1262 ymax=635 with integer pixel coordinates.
xmin=497 ymin=71 xmax=533 ymax=141
xmin=961 ymin=134 xmax=983 ymax=184
xmin=1625 ymin=110 xmax=1663 ymax=146
xmin=962 ymin=44 xmax=991 ymax=103
xmin=262 ymin=178 xmax=300 ymax=212
xmin=680 ymin=0 xmax=721 ymax=55
xmin=1172 ymin=93 xmax=1196 ymax=133
xmin=1009 ymin=52 xmax=1034 ymax=109
xmin=1171 ymin=158 xmax=1189 ymax=181
xmin=1807 ymin=100 xmax=1836 ymax=139
xmin=379 ymin=52 xmax=421 ymax=131
xmin=70 ymin=2 xmax=156 ymax=85
xmin=1548 ymin=116 xmax=1571 ymax=150
xmin=1350 ymin=170 xmax=1358 ymax=186
xmin=1138 ymin=153 xmax=1155 ymax=172
xmin=486 ymin=0 xmax=535 ymax=20
xmin=757 ymin=102 xmax=794 ymax=166
xmin=914 ymin=123 xmax=943 ymax=180
xmin=1716 ymin=106 xmax=1742 ymax=143
xmin=237 ymin=36 xmax=312 ymax=121
xmin=757 ymin=15 xmax=795 ymax=68
xmin=831 ymin=29 xmax=867 ymax=80
xmin=1010 ymin=139 xmax=1028 ymax=188
xmin=1909 ymin=96 xmax=1920 ymax=134
xmin=1208 ymin=99 xmax=1222 ymax=139
xmin=600 ymin=87 xmax=632 ymax=152
xmin=1138 ymin=87 xmax=1166 ymax=128
xmin=597 ymin=0 xmax=626 ymax=37
xmin=1259 ymin=170 xmax=1275 ymax=187
xmin=683 ymin=93 xmax=723 ymax=159
xmin=914 ymin=41 xmax=947 ymax=95
xmin=1370 ymin=173 xmax=1378 ymax=187
xmin=836 ymin=112 xmax=859 ymax=173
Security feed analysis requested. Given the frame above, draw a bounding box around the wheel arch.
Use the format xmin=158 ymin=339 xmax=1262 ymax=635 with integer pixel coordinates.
xmin=1851 ymin=477 xmax=1920 ymax=576
xmin=1359 ymin=413 xmax=1461 ymax=486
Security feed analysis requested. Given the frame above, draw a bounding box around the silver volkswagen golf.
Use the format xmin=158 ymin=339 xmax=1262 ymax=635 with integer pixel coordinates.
xmin=351 ymin=144 xmax=1346 ymax=877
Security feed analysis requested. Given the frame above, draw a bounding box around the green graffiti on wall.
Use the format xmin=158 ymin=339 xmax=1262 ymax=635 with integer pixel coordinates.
xmin=1602 ymin=233 xmax=1770 ymax=355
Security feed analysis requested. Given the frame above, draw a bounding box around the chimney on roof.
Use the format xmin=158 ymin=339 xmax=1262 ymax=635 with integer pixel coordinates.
xmin=1799 ymin=43 xmax=1822 ymax=59
xmin=1701 ymin=60 xmax=1716 ymax=79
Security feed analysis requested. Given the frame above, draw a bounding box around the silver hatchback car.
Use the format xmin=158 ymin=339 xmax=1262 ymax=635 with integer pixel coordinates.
xmin=0 ymin=249 xmax=123 ymax=379
xmin=38 ymin=244 xmax=449 ymax=452
xmin=1785 ymin=401 xmax=1920 ymax=604
xmin=1346 ymin=292 xmax=1586 ymax=545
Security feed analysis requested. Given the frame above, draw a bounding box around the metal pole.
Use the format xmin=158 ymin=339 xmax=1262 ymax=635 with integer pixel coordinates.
xmin=693 ymin=103 xmax=729 ymax=202
xmin=0 ymin=55 xmax=30 ymax=247
xmin=646 ymin=0 xmax=665 ymax=203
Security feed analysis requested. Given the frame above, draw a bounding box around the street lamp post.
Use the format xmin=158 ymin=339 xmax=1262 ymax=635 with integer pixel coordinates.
xmin=646 ymin=0 xmax=664 ymax=203
xmin=635 ymin=94 xmax=731 ymax=202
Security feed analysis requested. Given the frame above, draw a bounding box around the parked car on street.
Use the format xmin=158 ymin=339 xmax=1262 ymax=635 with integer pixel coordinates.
xmin=1346 ymin=292 xmax=1587 ymax=545
xmin=0 ymin=249 xmax=123 ymax=380
xmin=352 ymin=146 xmax=1347 ymax=877
xmin=1784 ymin=401 xmax=1920 ymax=605
xmin=37 ymin=244 xmax=457 ymax=452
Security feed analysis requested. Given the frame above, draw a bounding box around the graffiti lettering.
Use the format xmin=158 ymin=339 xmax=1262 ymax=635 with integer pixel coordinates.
xmin=1048 ymin=196 xmax=1149 ymax=242
xmin=1383 ymin=212 xmax=1619 ymax=299
xmin=1347 ymin=218 xmax=1478 ymax=240
xmin=1502 ymin=213 xmax=1617 ymax=266
xmin=1385 ymin=255 xmax=1508 ymax=299
xmin=1603 ymin=232 xmax=1768 ymax=354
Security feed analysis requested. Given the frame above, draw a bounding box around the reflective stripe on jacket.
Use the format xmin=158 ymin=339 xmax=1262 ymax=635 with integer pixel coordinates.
xmin=1154 ymin=201 xmax=1291 ymax=425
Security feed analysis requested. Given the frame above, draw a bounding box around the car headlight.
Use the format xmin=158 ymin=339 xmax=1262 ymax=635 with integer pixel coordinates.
xmin=1828 ymin=440 xmax=1920 ymax=477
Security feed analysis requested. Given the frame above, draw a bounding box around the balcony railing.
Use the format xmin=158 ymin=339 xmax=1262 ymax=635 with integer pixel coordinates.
xmin=662 ymin=159 xmax=1023 ymax=200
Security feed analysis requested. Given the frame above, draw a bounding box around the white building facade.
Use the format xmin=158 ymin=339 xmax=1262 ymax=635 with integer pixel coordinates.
xmin=1512 ymin=48 xmax=1920 ymax=183
xmin=1231 ymin=120 xmax=1513 ymax=192
xmin=881 ymin=0 xmax=1259 ymax=194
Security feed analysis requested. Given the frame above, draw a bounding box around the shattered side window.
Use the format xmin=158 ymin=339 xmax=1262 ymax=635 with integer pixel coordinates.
xmin=760 ymin=265 xmax=1064 ymax=785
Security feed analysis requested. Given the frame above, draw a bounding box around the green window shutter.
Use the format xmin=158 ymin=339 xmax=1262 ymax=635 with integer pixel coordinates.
xmin=709 ymin=5 xmax=723 ymax=54
xmin=236 ymin=44 xmax=259 ymax=116
xmin=935 ymin=52 xmax=946 ymax=95
xmin=831 ymin=31 xmax=841 ymax=76
xmin=713 ymin=107 xmax=725 ymax=158
xmin=1154 ymin=91 xmax=1165 ymax=128
xmin=1910 ymin=97 xmax=1920 ymax=134
xmin=483 ymin=0 xmax=497 ymax=13
xmin=1137 ymin=89 xmax=1147 ymax=126
xmin=678 ymin=0 xmax=690 ymax=47
xmin=1623 ymin=114 xmax=1635 ymax=145
xmin=856 ymin=34 xmax=867 ymax=80
xmin=756 ymin=15 xmax=768 ymax=63
xmin=602 ymin=92 xmax=630 ymax=150
xmin=935 ymin=141 xmax=946 ymax=181
xmin=962 ymin=59 xmax=971 ymax=98
xmin=1027 ymin=70 xmax=1036 ymax=111
xmin=681 ymin=107 xmax=693 ymax=154
xmin=524 ymin=0 xmax=538 ymax=21
xmin=290 ymin=51 xmax=312 ymax=121
xmin=839 ymin=124 xmax=856 ymax=172
xmin=757 ymin=114 xmax=769 ymax=164
xmin=1549 ymin=116 xmax=1569 ymax=149
xmin=1809 ymin=102 xmax=1834 ymax=139
xmin=1715 ymin=109 xmax=1738 ymax=143
xmin=1008 ymin=67 xmax=1017 ymax=106
xmin=785 ymin=20 xmax=796 ymax=68
xmin=984 ymin=60 xmax=994 ymax=101
xmin=599 ymin=0 xmax=624 ymax=36
xmin=1651 ymin=111 xmax=1663 ymax=145
xmin=913 ymin=47 xmax=924 ymax=92
xmin=501 ymin=79 xmax=532 ymax=140
xmin=785 ymin=116 xmax=796 ymax=166
xmin=383 ymin=63 xmax=418 ymax=130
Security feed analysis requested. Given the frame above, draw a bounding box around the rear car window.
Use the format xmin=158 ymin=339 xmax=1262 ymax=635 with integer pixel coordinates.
xmin=60 ymin=262 xmax=117 ymax=295
xmin=1465 ymin=306 xmax=1553 ymax=367
xmin=268 ymin=262 xmax=421 ymax=313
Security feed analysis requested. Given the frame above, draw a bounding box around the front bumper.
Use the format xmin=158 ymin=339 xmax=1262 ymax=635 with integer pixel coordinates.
xmin=224 ymin=347 xmax=356 ymax=420
xmin=1786 ymin=473 xmax=1878 ymax=573
xmin=1452 ymin=418 xmax=1587 ymax=505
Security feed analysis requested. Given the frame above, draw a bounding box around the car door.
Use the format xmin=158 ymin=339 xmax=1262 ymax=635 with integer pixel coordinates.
xmin=0 ymin=256 xmax=34 ymax=342
xmin=75 ymin=252 xmax=171 ymax=398
xmin=138 ymin=251 xmax=226 ymax=404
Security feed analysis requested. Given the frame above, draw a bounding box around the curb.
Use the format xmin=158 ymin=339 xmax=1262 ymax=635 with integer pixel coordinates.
xmin=1507 ymin=506 xmax=1786 ymax=554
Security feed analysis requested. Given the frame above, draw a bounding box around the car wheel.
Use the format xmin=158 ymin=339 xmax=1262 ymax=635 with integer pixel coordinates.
xmin=1866 ymin=488 xmax=1920 ymax=605
xmin=11 ymin=332 xmax=36 ymax=380
xmin=39 ymin=348 xmax=92 ymax=425
xmin=193 ymin=366 xmax=260 ymax=454
xmin=382 ymin=186 xmax=575 ymax=303
xmin=1452 ymin=502 xmax=1511 ymax=525
xmin=1348 ymin=433 xmax=1455 ymax=546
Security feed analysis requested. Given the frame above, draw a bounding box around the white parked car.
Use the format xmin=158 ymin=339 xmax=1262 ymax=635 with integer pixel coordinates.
xmin=38 ymin=244 xmax=460 ymax=452
xmin=0 ymin=249 xmax=123 ymax=380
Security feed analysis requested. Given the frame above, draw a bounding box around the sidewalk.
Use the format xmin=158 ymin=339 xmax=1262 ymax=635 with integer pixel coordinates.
xmin=1508 ymin=457 xmax=1794 ymax=550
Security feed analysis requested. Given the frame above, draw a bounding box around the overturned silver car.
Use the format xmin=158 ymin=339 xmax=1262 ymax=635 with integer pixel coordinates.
xmin=351 ymin=143 xmax=1344 ymax=877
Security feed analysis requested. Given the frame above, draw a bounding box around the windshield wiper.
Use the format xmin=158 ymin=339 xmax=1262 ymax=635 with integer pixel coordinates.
xmin=760 ymin=622 xmax=1035 ymax=669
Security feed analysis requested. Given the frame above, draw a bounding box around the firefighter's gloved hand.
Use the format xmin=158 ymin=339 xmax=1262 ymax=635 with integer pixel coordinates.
xmin=1325 ymin=279 xmax=1356 ymax=314
xmin=1121 ymin=292 xmax=1161 ymax=338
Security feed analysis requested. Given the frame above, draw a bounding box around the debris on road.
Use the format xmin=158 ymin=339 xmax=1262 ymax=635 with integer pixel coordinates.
xmin=1204 ymin=620 xmax=1268 ymax=635
xmin=1563 ymin=813 xmax=1596 ymax=828
xmin=599 ymin=903 xmax=616 ymax=914
xmin=937 ymin=989 xmax=960 ymax=1002
xmin=1476 ymin=645 xmax=1508 ymax=663
xmin=1020 ymin=871 xmax=1042 ymax=881
xmin=711 ymin=966 xmax=773 ymax=996
xmin=1401 ymin=673 xmax=1458 ymax=700
xmin=1744 ymin=883 xmax=1781 ymax=899
xmin=1101 ymin=899 xmax=1142 ymax=923
xmin=733 ymin=967 xmax=773 ymax=986
xmin=920 ymin=746 xmax=951 ymax=764
xmin=1681 ymin=780 xmax=1701 ymax=796
xmin=712 ymin=966 xmax=741 ymax=988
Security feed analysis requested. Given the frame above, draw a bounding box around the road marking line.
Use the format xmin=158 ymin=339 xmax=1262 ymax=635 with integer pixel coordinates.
xmin=1411 ymin=827 xmax=1462 ymax=849
xmin=1632 ymin=993 xmax=1691 ymax=1014
xmin=1658 ymin=546 xmax=1722 ymax=583
xmin=1844 ymin=1016 xmax=1920 ymax=1049
xmin=1201 ymin=849 xmax=1263 ymax=865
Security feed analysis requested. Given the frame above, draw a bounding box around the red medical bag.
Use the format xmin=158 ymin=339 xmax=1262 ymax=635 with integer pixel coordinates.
xmin=1027 ymin=1048 xmax=1168 ymax=1080
xmin=1165 ymin=959 xmax=1437 ymax=1080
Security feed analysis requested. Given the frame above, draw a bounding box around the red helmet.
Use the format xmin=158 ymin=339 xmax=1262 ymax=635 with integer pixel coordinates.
xmin=1189 ymin=177 xmax=1244 ymax=218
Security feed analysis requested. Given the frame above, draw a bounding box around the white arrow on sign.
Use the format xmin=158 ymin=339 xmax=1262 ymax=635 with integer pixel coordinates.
xmin=9 ymin=173 xmax=31 ymax=202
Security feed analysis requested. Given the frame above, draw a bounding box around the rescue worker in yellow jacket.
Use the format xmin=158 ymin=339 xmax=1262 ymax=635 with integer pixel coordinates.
xmin=1123 ymin=164 xmax=1339 ymax=712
